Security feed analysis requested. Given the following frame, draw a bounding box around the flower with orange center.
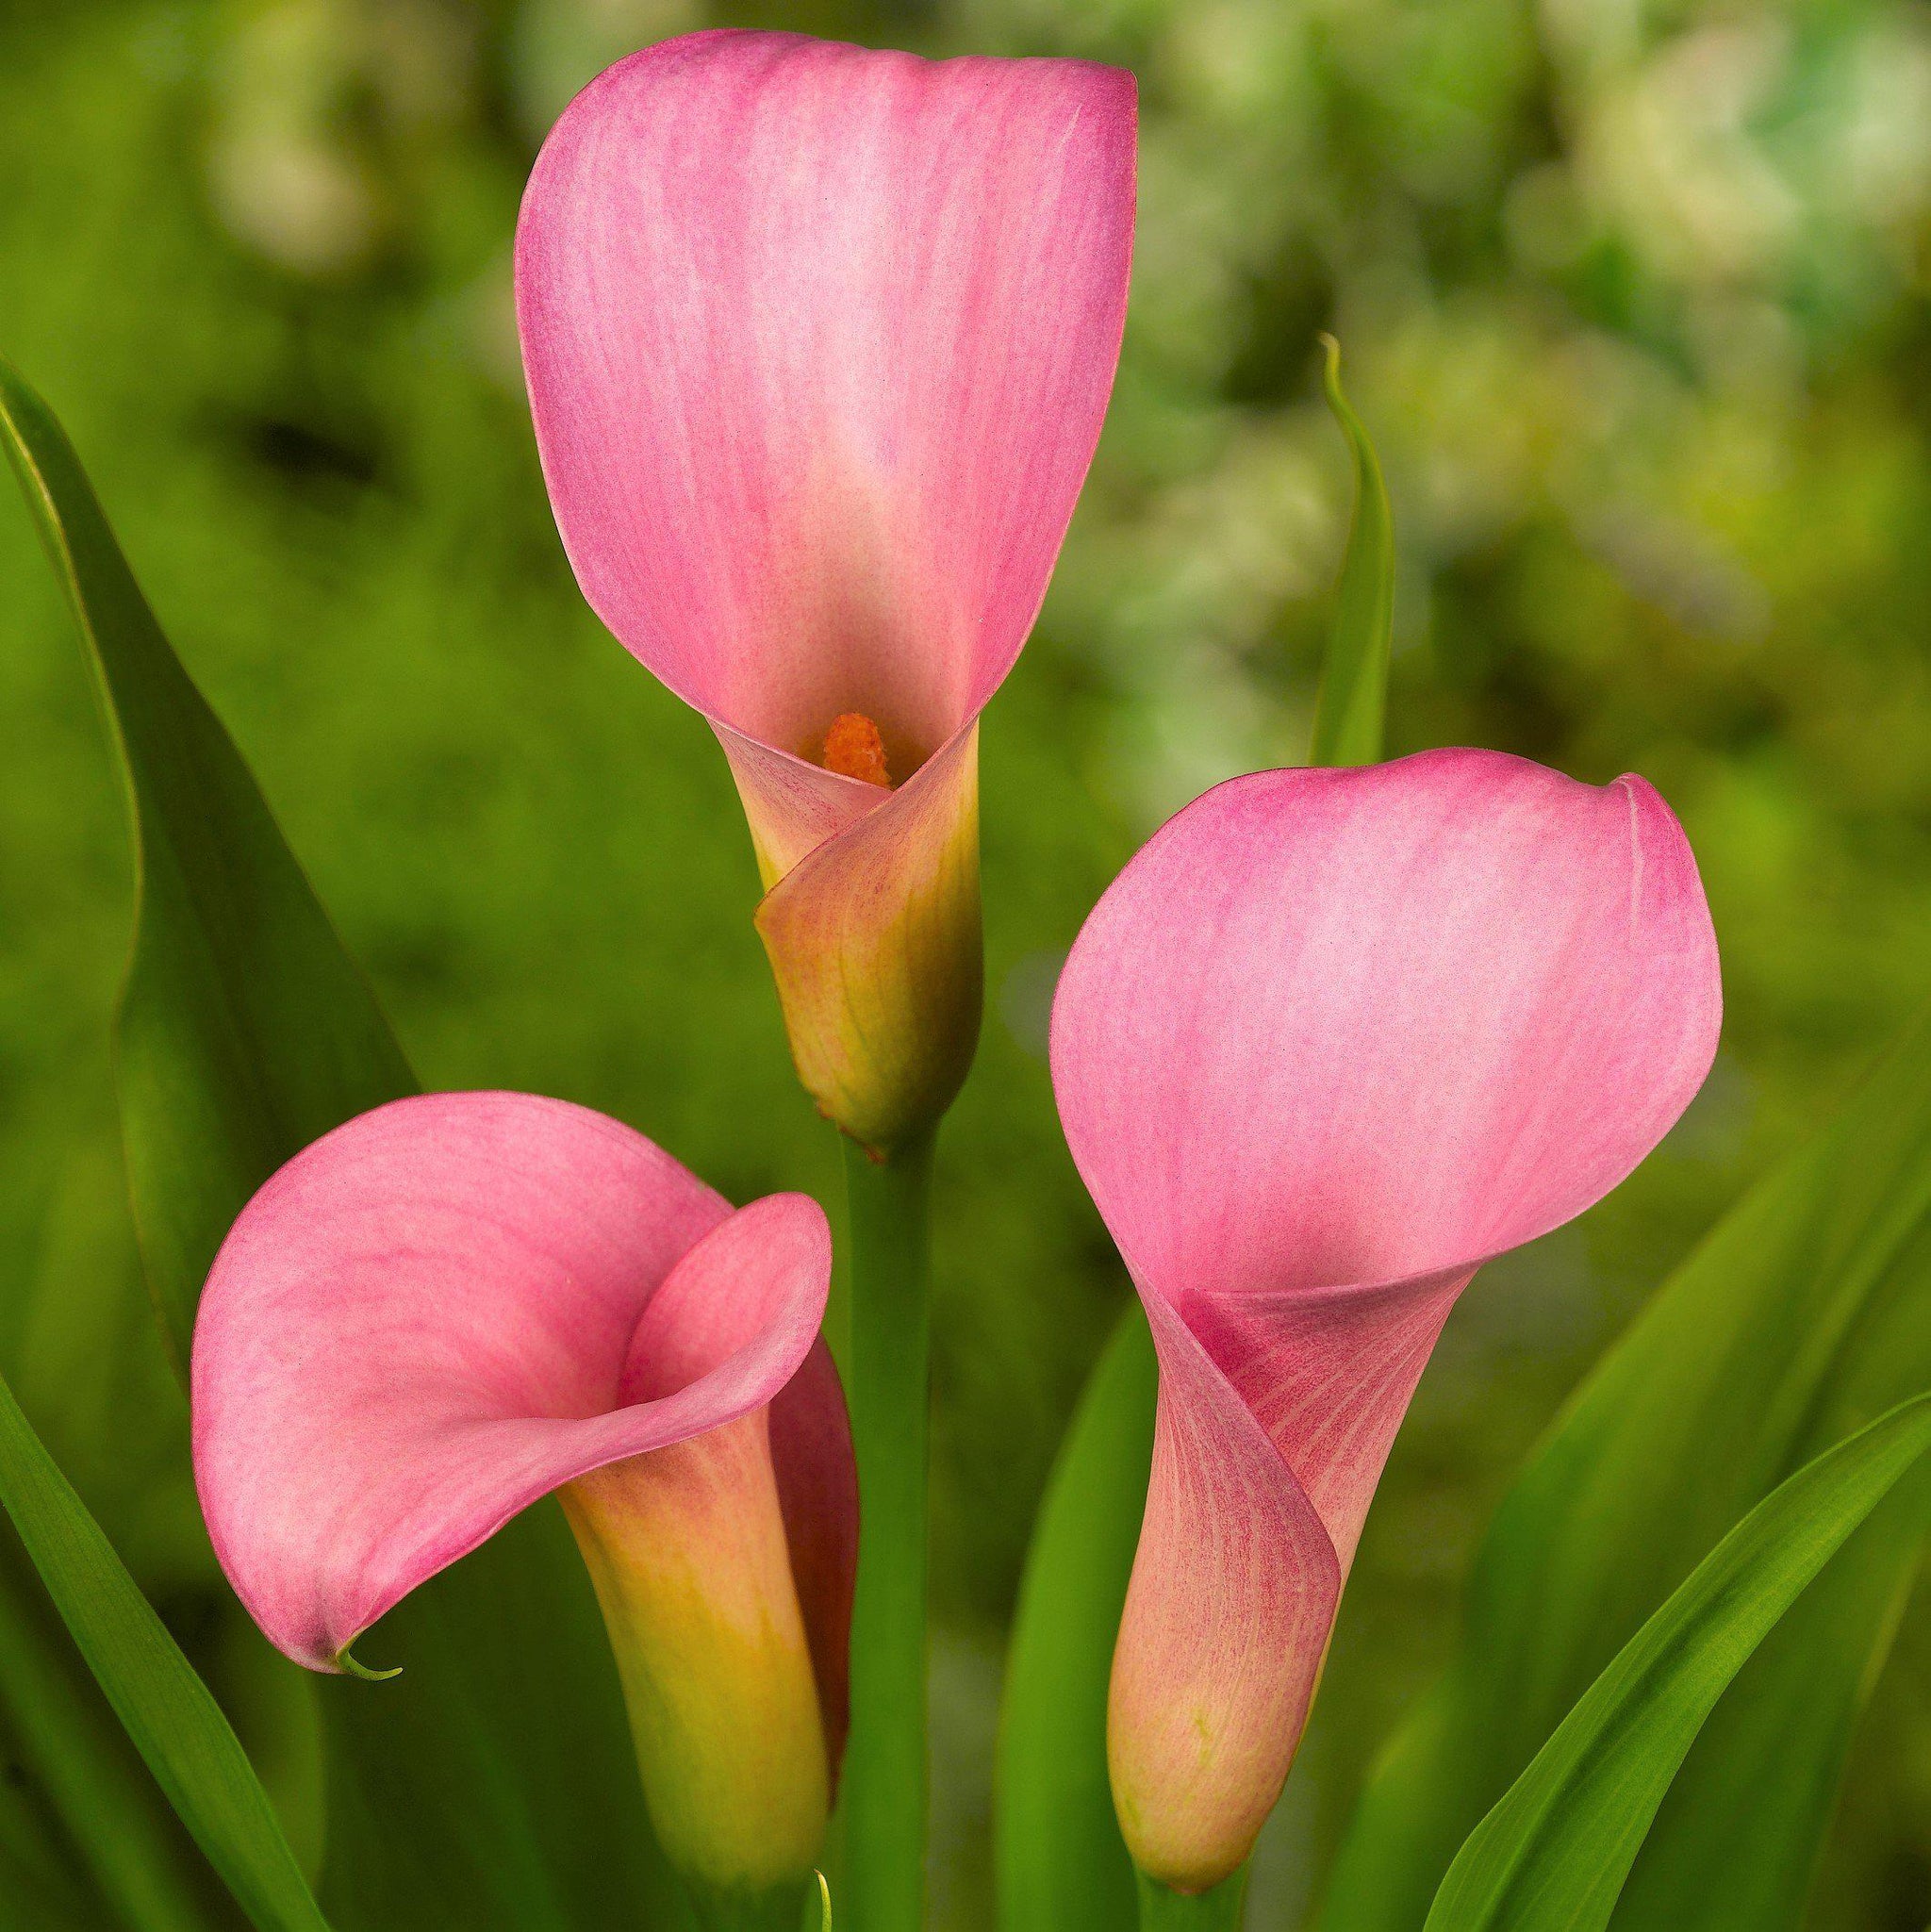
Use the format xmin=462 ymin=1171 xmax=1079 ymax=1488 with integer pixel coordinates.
xmin=516 ymin=30 xmax=1136 ymax=1152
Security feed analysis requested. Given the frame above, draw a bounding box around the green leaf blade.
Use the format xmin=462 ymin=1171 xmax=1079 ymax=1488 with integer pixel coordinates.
xmin=1308 ymin=337 xmax=1395 ymax=771
xmin=1425 ymin=1393 xmax=1931 ymax=1932
xmin=995 ymin=1303 xmax=1157 ymax=1932
xmin=0 ymin=1368 xmax=326 ymax=1932
xmin=0 ymin=355 xmax=414 ymax=1371
xmin=1602 ymin=1465 xmax=1929 ymax=1928
xmin=1319 ymin=1006 xmax=1931 ymax=1932
xmin=0 ymin=1528 xmax=235 ymax=1932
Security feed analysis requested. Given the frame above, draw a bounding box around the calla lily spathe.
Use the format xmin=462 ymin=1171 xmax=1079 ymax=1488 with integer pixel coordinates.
xmin=191 ymin=1090 xmax=855 ymax=1902
xmin=516 ymin=31 xmax=1136 ymax=1152
xmin=1050 ymin=749 xmax=1723 ymax=1892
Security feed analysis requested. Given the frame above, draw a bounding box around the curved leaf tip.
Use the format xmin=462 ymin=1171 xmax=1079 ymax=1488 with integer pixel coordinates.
xmin=1309 ymin=333 xmax=1395 ymax=771
xmin=335 ymin=1646 xmax=403 ymax=1684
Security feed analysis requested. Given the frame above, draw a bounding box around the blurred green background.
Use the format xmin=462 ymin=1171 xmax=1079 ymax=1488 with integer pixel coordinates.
xmin=3 ymin=0 xmax=1931 ymax=1924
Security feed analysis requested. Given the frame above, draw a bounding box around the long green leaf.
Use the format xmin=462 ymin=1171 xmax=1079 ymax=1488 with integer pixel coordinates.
xmin=1 ymin=357 xmax=691 ymax=1928
xmin=1426 ymin=1393 xmax=1931 ymax=1932
xmin=0 ymin=1527 xmax=235 ymax=1932
xmin=0 ymin=1684 xmax=164 ymax=1932
xmin=994 ymin=1306 xmax=1157 ymax=1931
xmin=996 ymin=342 xmax=1397 ymax=1927
xmin=0 ymin=1367 xmax=325 ymax=1931
xmin=1318 ymin=1005 xmax=1931 ymax=1931
xmin=0 ymin=355 xmax=413 ymax=1375
xmin=1308 ymin=337 xmax=1394 ymax=769
xmin=1603 ymin=1467 xmax=1927 ymax=1929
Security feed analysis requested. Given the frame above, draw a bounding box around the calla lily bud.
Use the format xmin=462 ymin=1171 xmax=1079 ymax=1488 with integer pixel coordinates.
xmin=191 ymin=1092 xmax=856 ymax=1907
xmin=1050 ymin=750 xmax=1722 ymax=1891
xmin=516 ymin=32 xmax=1135 ymax=1151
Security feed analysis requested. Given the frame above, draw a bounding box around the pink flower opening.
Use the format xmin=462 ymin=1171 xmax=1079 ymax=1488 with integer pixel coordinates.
xmin=1049 ymin=748 xmax=1722 ymax=1891
xmin=190 ymin=1091 xmax=856 ymax=1857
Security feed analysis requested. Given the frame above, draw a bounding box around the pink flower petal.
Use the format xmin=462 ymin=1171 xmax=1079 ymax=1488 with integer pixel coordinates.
xmin=1051 ymin=748 xmax=1721 ymax=1886
xmin=191 ymin=1090 xmax=833 ymax=1673
xmin=1108 ymin=1295 xmax=1340 ymax=1891
xmin=516 ymin=31 xmax=1134 ymax=1147
xmin=517 ymin=28 xmax=1134 ymax=770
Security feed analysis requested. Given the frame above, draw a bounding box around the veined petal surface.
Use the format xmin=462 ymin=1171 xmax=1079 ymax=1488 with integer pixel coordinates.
xmin=518 ymin=28 xmax=1134 ymax=768
xmin=1050 ymin=748 xmax=1721 ymax=1889
xmin=518 ymin=32 xmax=1134 ymax=1146
xmin=191 ymin=1091 xmax=834 ymax=1673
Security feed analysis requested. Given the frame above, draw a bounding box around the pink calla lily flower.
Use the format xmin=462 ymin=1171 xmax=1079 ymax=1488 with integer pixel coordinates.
xmin=191 ymin=1090 xmax=855 ymax=1899
xmin=516 ymin=31 xmax=1136 ymax=1152
xmin=1050 ymin=749 xmax=1722 ymax=1893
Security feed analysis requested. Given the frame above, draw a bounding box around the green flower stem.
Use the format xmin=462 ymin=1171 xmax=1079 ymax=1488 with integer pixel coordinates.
xmin=1137 ymin=1867 xmax=1249 ymax=1931
xmin=840 ymin=1131 xmax=936 ymax=1932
